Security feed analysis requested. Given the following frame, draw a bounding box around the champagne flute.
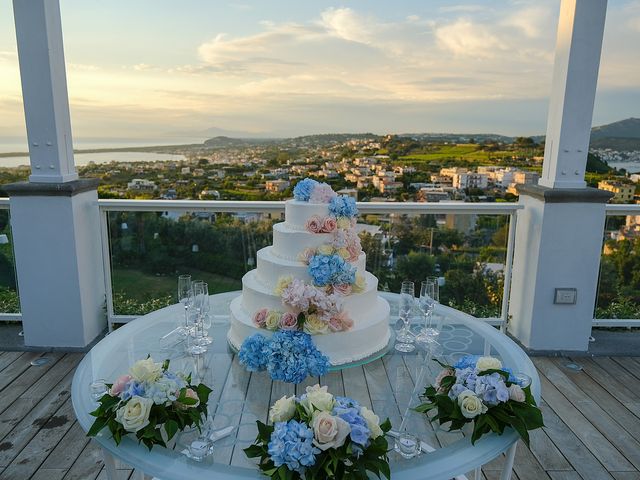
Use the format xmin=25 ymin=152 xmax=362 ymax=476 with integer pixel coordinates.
xmin=177 ymin=275 xmax=192 ymax=336
xmin=198 ymin=282 xmax=213 ymax=345
xmin=187 ymin=281 xmax=207 ymax=355
xmin=395 ymin=280 xmax=415 ymax=353
xmin=415 ymin=280 xmax=436 ymax=344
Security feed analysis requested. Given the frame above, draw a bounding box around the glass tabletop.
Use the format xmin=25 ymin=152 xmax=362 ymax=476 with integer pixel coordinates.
xmin=71 ymin=291 xmax=540 ymax=480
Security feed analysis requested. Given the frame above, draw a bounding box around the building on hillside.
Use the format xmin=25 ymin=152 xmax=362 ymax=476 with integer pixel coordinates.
xmin=452 ymin=172 xmax=489 ymax=189
xmin=598 ymin=180 xmax=635 ymax=203
xmin=265 ymin=179 xmax=290 ymax=193
xmin=127 ymin=179 xmax=157 ymax=191
xmin=199 ymin=189 xmax=220 ymax=200
xmin=337 ymin=188 xmax=358 ymax=200
xmin=417 ymin=187 xmax=450 ymax=202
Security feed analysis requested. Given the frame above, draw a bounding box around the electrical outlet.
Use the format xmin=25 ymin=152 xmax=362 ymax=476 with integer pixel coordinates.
xmin=554 ymin=288 xmax=577 ymax=305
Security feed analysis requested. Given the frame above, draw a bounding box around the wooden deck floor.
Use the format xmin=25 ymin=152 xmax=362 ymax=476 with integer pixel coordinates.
xmin=1 ymin=352 xmax=640 ymax=480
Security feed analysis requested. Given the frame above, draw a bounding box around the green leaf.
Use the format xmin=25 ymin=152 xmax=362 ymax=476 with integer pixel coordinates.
xmin=87 ymin=417 xmax=108 ymax=437
xmin=379 ymin=418 xmax=392 ymax=433
xmin=164 ymin=419 xmax=178 ymax=441
xmin=244 ymin=444 xmax=265 ymax=458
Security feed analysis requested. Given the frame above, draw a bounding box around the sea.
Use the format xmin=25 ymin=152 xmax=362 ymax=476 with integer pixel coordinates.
xmin=0 ymin=137 xmax=202 ymax=168
xmin=608 ymin=161 xmax=640 ymax=174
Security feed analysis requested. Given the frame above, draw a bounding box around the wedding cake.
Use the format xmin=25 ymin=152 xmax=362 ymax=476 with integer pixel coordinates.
xmin=228 ymin=179 xmax=390 ymax=365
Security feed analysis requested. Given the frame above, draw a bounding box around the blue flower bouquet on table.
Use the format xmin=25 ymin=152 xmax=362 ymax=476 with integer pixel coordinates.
xmin=244 ymin=385 xmax=392 ymax=480
xmin=414 ymin=355 xmax=543 ymax=445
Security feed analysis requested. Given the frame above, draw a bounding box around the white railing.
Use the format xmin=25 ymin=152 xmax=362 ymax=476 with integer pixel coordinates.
xmin=97 ymin=199 xmax=521 ymax=330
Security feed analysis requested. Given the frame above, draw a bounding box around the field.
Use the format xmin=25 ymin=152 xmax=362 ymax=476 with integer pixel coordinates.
xmin=112 ymin=268 xmax=242 ymax=301
xmin=398 ymin=144 xmax=536 ymax=165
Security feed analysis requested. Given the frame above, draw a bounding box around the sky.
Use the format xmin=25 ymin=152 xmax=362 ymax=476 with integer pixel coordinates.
xmin=0 ymin=0 xmax=639 ymax=143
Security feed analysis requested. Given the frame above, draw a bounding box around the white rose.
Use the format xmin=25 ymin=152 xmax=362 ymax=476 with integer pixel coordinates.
xmin=129 ymin=358 xmax=162 ymax=383
xmin=336 ymin=217 xmax=351 ymax=230
xmin=269 ymin=395 xmax=297 ymax=423
xmin=265 ymin=311 xmax=281 ymax=330
xmin=458 ymin=390 xmax=488 ymax=419
xmin=301 ymin=384 xmax=334 ymax=415
xmin=360 ymin=406 xmax=383 ymax=439
xmin=312 ymin=411 xmax=351 ymax=451
xmin=304 ymin=314 xmax=329 ymax=335
xmin=476 ymin=356 xmax=503 ymax=372
xmin=115 ymin=396 xmax=154 ymax=432
xmin=508 ymin=384 xmax=526 ymax=403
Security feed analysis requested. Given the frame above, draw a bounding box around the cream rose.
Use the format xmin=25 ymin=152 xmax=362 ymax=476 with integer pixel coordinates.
xmin=129 ymin=358 xmax=162 ymax=383
xmin=317 ymin=244 xmax=334 ymax=255
xmin=336 ymin=217 xmax=351 ymax=230
xmin=304 ymin=314 xmax=329 ymax=335
xmin=274 ymin=276 xmax=293 ymax=296
xmin=269 ymin=395 xmax=297 ymax=423
xmin=301 ymin=384 xmax=335 ymax=414
xmin=360 ymin=406 xmax=383 ymax=438
xmin=352 ymin=273 xmax=367 ymax=293
xmin=476 ymin=356 xmax=503 ymax=372
xmin=265 ymin=311 xmax=281 ymax=330
xmin=115 ymin=396 xmax=154 ymax=432
xmin=298 ymin=248 xmax=316 ymax=264
xmin=457 ymin=390 xmax=488 ymax=419
xmin=312 ymin=411 xmax=351 ymax=450
xmin=508 ymin=384 xmax=526 ymax=403
xmin=337 ymin=247 xmax=350 ymax=259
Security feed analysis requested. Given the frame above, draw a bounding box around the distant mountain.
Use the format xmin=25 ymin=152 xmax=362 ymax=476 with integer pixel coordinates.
xmin=590 ymin=118 xmax=640 ymax=150
xmin=198 ymin=126 xmax=274 ymax=139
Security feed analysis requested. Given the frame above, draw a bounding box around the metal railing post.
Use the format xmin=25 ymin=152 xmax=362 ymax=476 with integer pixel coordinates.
xmin=500 ymin=211 xmax=518 ymax=332
xmin=99 ymin=208 xmax=115 ymax=332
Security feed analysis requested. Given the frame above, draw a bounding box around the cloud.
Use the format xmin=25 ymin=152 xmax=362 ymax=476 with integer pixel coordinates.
xmin=435 ymin=19 xmax=505 ymax=58
xmin=319 ymin=7 xmax=375 ymax=44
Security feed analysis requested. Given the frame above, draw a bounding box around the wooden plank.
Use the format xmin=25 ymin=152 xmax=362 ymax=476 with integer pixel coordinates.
xmin=547 ymin=472 xmax=584 ymax=480
xmin=0 ymin=398 xmax=76 ymax=478
xmin=511 ymin=439 xmax=552 ymax=480
xmin=0 ymin=367 xmax=76 ymax=467
xmin=0 ymin=352 xmax=43 ymax=392
xmin=62 ymin=439 xmax=104 ymax=480
xmin=0 ymin=352 xmax=23 ymax=373
xmin=611 ymin=473 xmax=640 ymax=480
xmin=321 ymin=370 xmax=345 ymax=397
xmin=95 ymin=466 xmax=133 ymax=480
xmin=40 ymin=420 xmax=90 ymax=470
xmin=342 ymin=366 xmax=373 ymax=410
xmin=536 ymin=372 xmax=631 ymax=473
xmin=30 ymin=468 xmax=68 ymax=480
xmin=611 ymin=357 xmax=640 ymax=382
xmin=591 ymin=357 xmax=640 ymax=397
xmin=295 ymin=374 xmax=320 ymax=397
xmin=535 ymin=358 xmax=640 ymax=470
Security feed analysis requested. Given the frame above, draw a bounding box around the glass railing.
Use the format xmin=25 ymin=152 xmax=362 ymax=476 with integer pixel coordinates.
xmin=98 ymin=200 xmax=520 ymax=329
xmin=0 ymin=199 xmax=21 ymax=318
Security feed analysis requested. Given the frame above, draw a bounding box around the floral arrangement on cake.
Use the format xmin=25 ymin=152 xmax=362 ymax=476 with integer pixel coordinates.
xmin=87 ymin=357 xmax=212 ymax=450
xmin=414 ymin=355 xmax=543 ymax=445
xmin=244 ymin=385 xmax=391 ymax=479
xmin=239 ymin=331 xmax=331 ymax=383
xmin=299 ymin=229 xmax=363 ymax=265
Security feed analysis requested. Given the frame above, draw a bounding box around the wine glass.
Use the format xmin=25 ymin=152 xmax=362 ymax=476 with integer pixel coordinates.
xmin=395 ymin=281 xmax=415 ymax=353
xmin=187 ymin=281 xmax=207 ymax=355
xmin=198 ymin=283 xmax=213 ymax=345
xmin=177 ymin=275 xmax=192 ymax=336
xmin=415 ymin=280 xmax=437 ymax=344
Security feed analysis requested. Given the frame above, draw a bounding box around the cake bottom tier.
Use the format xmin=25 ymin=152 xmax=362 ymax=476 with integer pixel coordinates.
xmin=227 ymin=294 xmax=391 ymax=366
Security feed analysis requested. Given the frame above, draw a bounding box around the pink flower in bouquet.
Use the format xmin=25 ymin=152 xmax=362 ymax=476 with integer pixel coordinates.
xmin=329 ymin=311 xmax=353 ymax=332
xmin=280 ymin=312 xmax=299 ymax=331
xmin=282 ymin=279 xmax=312 ymax=311
xmin=434 ymin=368 xmax=455 ymax=393
xmin=346 ymin=243 xmax=361 ymax=262
xmin=177 ymin=388 xmax=200 ymax=409
xmin=253 ymin=308 xmax=269 ymax=328
xmin=110 ymin=374 xmax=132 ymax=396
xmin=333 ymin=284 xmax=352 ymax=296
xmin=306 ymin=215 xmax=323 ymax=233
xmin=298 ymin=247 xmax=316 ymax=264
xmin=332 ymin=229 xmax=348 ymax=249
xmin=321 ymin=216 xmax=337 ymax=233
xmin=309 ymin=183 xmax=337 ymax=203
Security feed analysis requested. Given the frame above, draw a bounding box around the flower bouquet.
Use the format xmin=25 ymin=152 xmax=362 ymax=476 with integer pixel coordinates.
xmin=87 ymin=357 xmax=212 ymax=450
xmin=244 ymin=385 xmax=392 ymax=480
xmin=415 ymin=355 xmax=543 ymax=445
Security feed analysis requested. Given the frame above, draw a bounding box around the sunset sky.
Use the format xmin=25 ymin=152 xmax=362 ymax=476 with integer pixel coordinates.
xmin=0 ymin=0 xmax=639 ymax=143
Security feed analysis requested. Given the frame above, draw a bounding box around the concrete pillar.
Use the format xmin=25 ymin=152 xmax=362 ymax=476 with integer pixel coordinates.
xmin=508 ymin=0 xmax=609 ymax=352
xmin=10 ymin=0 xmax=106 ymax=348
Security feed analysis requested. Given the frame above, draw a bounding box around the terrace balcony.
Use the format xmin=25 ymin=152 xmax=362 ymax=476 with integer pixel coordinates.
xmin=1 ymin=0 xmax=639 ymax=479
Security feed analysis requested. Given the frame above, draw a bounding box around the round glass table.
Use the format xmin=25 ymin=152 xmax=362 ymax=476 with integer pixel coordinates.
xmin=71 ymin=291 xmax=540 ymax=480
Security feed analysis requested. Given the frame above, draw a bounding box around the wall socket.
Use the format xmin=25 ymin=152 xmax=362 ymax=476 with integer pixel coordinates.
xmin=554 ymin=288 xmax=577 ymax=305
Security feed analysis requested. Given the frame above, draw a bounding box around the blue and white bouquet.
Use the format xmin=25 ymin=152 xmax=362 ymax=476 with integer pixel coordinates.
xmin=308 ymin=253 xmax=357 ymax=287
xmin=415 ymin=355 xmax=543 ymax=445
xmin=88 ymin=357 xmax=212 ymax=450
xmin=244 ymin=385 xmax=391 ymax=479
xmin=239 ymin=330 xmax=331 ymax=384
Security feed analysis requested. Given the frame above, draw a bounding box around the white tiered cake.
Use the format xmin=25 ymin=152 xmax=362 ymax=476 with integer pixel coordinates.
xmin=228 ymin=182 xmax=390 ymax=365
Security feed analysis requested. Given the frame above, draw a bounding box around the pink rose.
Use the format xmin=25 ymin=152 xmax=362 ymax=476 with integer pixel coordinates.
xmin=329 ymin=311 xmax=353 ymax=332
xmin=280 ymin=312 xmax=299 ymax=331
xmin=346 ymin=244 xmax=361 ymax=262
xmin=178 ymin=388 xmax=200 ymax=409
xmin=310 ymin=183 xmax=337 ymax=203
xmin=306 ymin=215 xmax=322 ymax=233
xmin=434 ymin=368 xmax=455 ymax=393
xmin=110 ymin=374 xmax=132 ymax=396
xmin=253 ymin=308 xmax=269 ymax=328
xmin=321 ymin=217 xmax=337 ymax=233
xmin=332 ymin=284 xmax=352 ymax=296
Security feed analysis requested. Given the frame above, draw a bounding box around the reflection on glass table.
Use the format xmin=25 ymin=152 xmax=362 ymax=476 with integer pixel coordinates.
xmin=71 ymin=291 xmax=540 ymax=480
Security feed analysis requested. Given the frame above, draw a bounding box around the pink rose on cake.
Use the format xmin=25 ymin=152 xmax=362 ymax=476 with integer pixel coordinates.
xmin=305 ymin=216 xmax=323 ymax=233
xmin=332 ymin=284 xmax=352 ymax=296
xmin=280 ymin=312 xmax=299 ymax=331
xmin=309 ymin=183 xmax=337 ymax=203
xmin=321 ymin=217 xmax=337 ymax=233
xmin=346 ymin=243 xmax=361 ymax=262
xmin=253 ymin=308 xmax=269 ymax=328
xmin=328 ymin=311 xmax=353 ymax=332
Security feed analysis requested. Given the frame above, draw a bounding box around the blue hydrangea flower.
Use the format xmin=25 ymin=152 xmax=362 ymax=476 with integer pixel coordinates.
xmin=293 ymin=179 xmax=319 ymax=202
xmin=120 ymin=381 xmax=145 ymax=401
xmin=268 ymin=420 xmax=320 ymax=473
xmin=334 ymin=396 xmax=360 ymax=409
xmin=333 ymin=405 xmax=371 ymax=446
xmin=453 ymin=355 xmax=480 ymax=370
xmin=474 ymin=372 xmax=509 ymax=405
xmin=238 ymin=334 xmax=269 ymax=372
xmin=308 ymin=254 xmax=356 ymax=287
xmin=328 ymin=195 xmax=358 ymax=218
xmin=265 ymin=331 xmax=330 ymax=384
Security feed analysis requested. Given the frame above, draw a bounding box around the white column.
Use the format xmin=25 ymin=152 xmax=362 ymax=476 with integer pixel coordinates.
xmin=539 ymin=0 xmax=608 ymax=189
xmin=13 ymin=0 xmax=78 ymax=183
xmin=508 ymin=0 xmax=610 ymax=352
